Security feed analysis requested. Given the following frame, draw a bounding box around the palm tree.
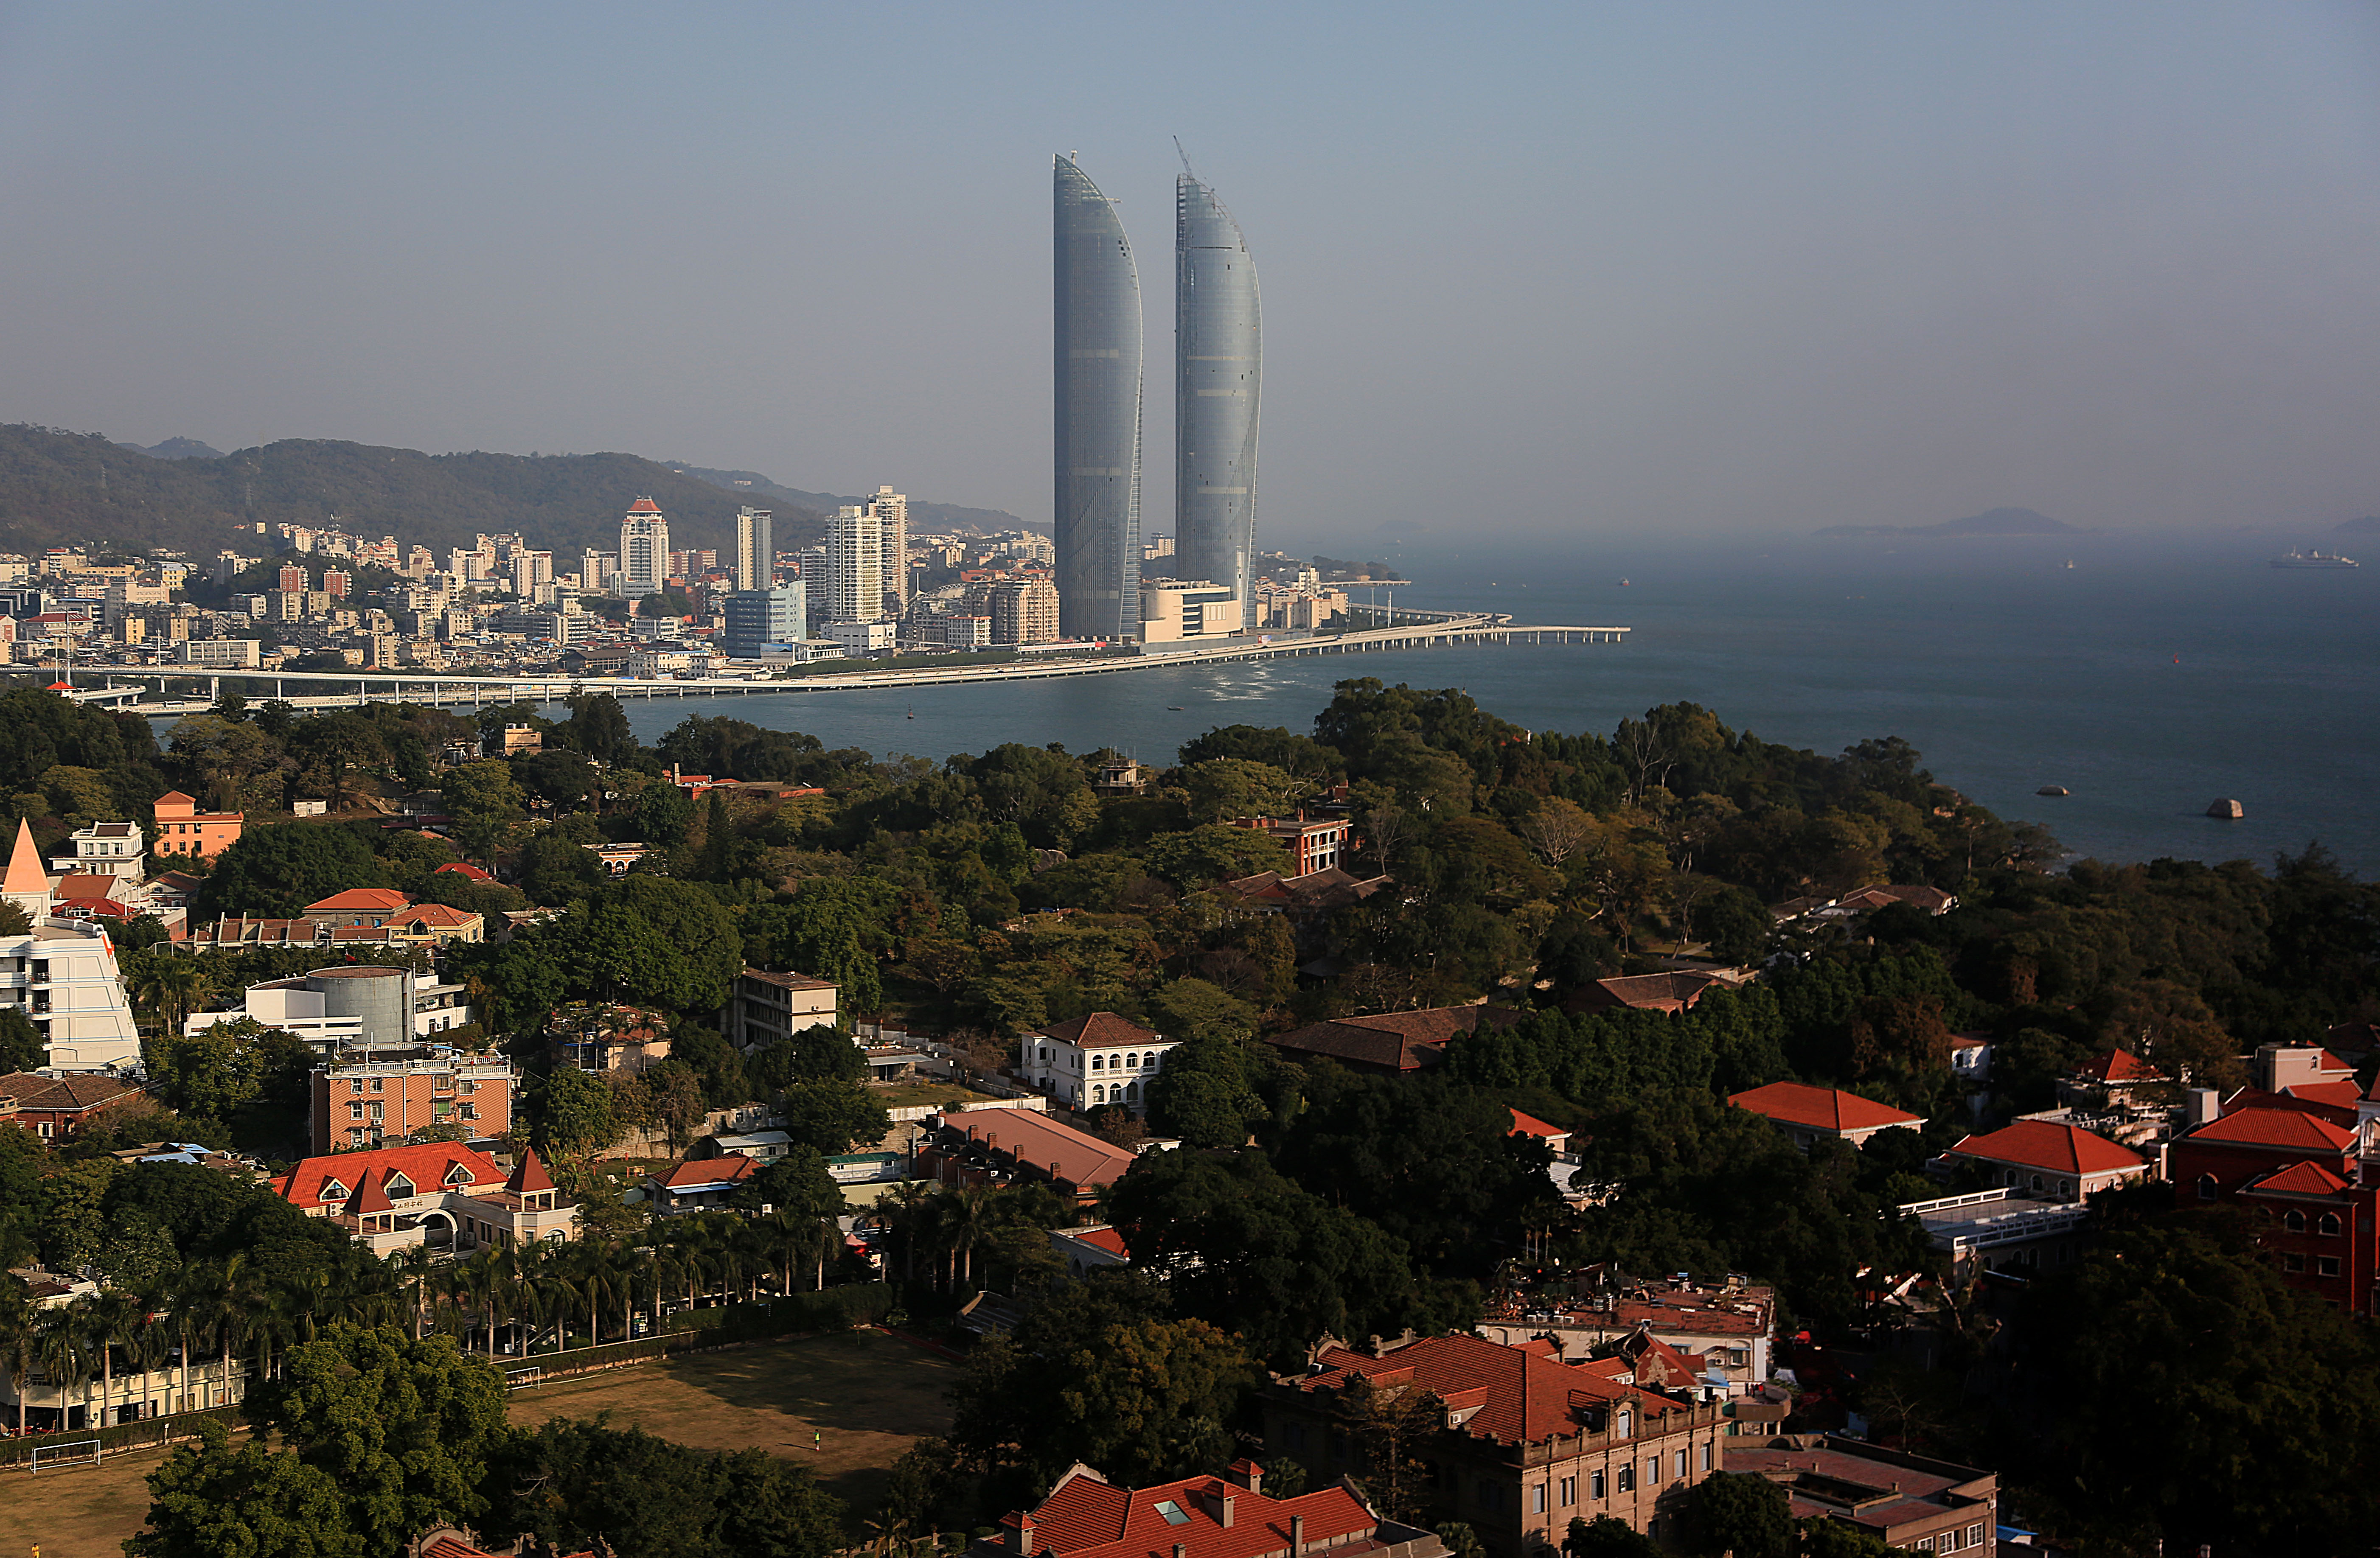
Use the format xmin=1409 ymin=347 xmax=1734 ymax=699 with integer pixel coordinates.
xmin=944 ymin=1188 xmax=995 ymax=1294
xmin=129 ymin=957 xmax=213 ymax=1035
xmin=85 ymin=1289 xmax=142 ymax=1430
xmin=606 ymin=1243 xmax=654 ymax=1343
xmin=390 ymin=1246 xmax=437 ymax=1339
xmin=0 ymin=1283 xmax=38 ymax=1437
xmin=35 ymin=1308 xmax=92 ymax=1433
xmin=169 ymin=1264 xmax=234 ymax=1415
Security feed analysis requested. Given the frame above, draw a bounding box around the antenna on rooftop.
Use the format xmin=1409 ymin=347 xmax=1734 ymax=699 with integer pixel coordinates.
xmin=1173 ymin=136 xmax=1198 ymax=181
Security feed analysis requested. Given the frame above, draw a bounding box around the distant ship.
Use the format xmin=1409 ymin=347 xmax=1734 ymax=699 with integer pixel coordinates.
xmin=2271 ymin=549 xmax=2359 ymax=569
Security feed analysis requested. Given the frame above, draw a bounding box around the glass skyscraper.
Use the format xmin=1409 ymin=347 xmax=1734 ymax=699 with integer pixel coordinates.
xmin=1174 ymin=174 xmax=1261 ymax=631
xmin=1053 ymin=154 xmax=1143 ymax=640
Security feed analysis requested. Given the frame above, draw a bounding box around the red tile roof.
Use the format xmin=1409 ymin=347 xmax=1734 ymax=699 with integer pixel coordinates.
xmin=626 ymin=496 xmax=662 ymax=514
xmin=275 ymin=1144 xmax=504 ymax=1208
xmin=1949 ymin=1120 xmax=2145 ymax=1176
xmin=654 ymin=1154 xmax=757 ymax=1190
xmin=950 ymin=1109 xmax=1139 ymax=1190
xmin=1292 ymin=1334 xmax=1684 ymax=1445
xmin=1041 ymin=1012 xmax=1165 ymax=1050
xmin=432 ymin=862 xmax=494 ymax=882
xmin=1268 ymin=1005 xmax=1521 ymax=1072
xmin=1072 ymin=1225 xmax=1129 ymax=1256
xmin=389 ymin=903 xmax=480 ymax=929
xmin=1729 ymin=1081 xmax=1922 ymax=1134
xmin=2074 ymin=1048 xmax=2163 ymax=1084
xmin=2184 ymin=1107 xmax=2355 ymax=1153
xmin=2243 ymin=1161 xmax=2353 ymax=1197
xmin=2283 ymin=1080 xmax=2363 ymax=1110
xmin=1018 ymin=1466 xmax=1378 ymax=1558
xmin=0 ymin=1071 xmax=147 ymax=1114
xmin=506 ymin=1146 xmax=556 ymax=1195
xmin=1563 ymin=971 xmax=1719 ymax=1015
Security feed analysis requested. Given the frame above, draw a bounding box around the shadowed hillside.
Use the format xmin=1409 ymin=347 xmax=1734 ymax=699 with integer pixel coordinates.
xmin=0 ymin=424 xmax=828 ymax=558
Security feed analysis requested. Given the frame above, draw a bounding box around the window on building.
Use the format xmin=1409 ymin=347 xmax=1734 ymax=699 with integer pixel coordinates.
xmin=2197 ymin=1174 xmax=2218 ymax=1200
xmin=2285 ymin=1209 xmax=2307 ymax=1233
xmin=1615 ymin=1467 xmax=1633 ymax=1494
xmin=1559 ymin=1476 xmax=1575 ymax=1505
xmin=1646 ymin=1455 xmax=1659 ymax=1487
xmin=1152 ymin=1502 xmax=1190 ymax=1527
xmin=1614 ymin=1409 xmax=1631 ymax=1437
xmin=348 ymin=1102 xmax=364 ymax=1120
xmin=1590 ymin=1471 xmax=1605 ymax=1500
xmin=1967 ymin=1526 xmax=1984 ymax=1547
xmin=370 ymin=1077 xmax=385 ymax=1093
xmin=2317 ymin=1255 xmax=2341 ymax=1277
xmin=2282 ymin=1252 xmax=2307 ymax=1273
xmin=1531 ymin=1485 xmax=1546 ymax=1514
xmin=2318 ymin=1213 xmax=2342 ymax=1236
xmin=1700 ymin=1442 xmax=1712 ymax=1471
xmin=1675 ymin=1449 xmax=1687 ymax=1480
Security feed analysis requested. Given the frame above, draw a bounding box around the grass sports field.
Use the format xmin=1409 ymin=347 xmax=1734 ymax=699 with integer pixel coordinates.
xmin=0 ymin=1328 xmax=958 ymax=1558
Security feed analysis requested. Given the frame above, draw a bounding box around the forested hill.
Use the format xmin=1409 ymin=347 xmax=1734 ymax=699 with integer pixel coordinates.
xmin=0 ymin=424 xmax=830 ymax=559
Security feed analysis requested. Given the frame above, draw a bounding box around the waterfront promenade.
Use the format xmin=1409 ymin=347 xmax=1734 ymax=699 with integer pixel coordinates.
xmin=68 ymin=616 xmax=1628 ymax=715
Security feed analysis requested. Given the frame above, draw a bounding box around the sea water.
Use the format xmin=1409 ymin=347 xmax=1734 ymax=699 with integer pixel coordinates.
xmin=615 ymin=531 xmax=2376 ymax=875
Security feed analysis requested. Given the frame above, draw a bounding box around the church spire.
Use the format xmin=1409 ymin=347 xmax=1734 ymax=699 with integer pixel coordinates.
xmin=2 ymin=818 xmax=51 ymax=921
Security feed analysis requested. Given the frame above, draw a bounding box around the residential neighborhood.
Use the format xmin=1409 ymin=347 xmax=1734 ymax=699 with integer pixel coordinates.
xmin=0 ymin=678 xmax=2373 ymax=1558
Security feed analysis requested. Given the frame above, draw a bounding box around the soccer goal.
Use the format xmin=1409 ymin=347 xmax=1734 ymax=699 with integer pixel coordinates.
xmin=505 ymin=1366 xmax=543 ymax=1392
xmin=30 ymin=1437 xmax=101 ymax=1473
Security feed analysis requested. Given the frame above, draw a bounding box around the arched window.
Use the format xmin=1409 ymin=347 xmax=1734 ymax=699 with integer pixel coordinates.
xmin=1091 ymin=1084 xmax=1106 ymax=1104
xmin=2284 ymin=1210 xmax=2307 ymax=1233
xmin=1091 ymin=1054 xmax=1105 ymax=1072
xmin=1125 ymin=1082 xmax=1139 ymax=1102
xmin=2029 ymin=1174 xmax=2045 ymax=1192
xmin=2197 ymin=1175 xmax=2218 ymax=1201
xmin=1614 ymin=1409 xmax=1631 ymax=1437
xmin=2058 ymin=1179 xmax=2073 ymax=1199
xmin=2318 ymin=1213 xmax=2342 ymax=1236
xmin=1130 ymin=1051 xmax=1144 ymax=1070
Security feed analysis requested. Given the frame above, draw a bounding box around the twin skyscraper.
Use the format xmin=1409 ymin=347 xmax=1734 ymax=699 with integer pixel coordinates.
xmin=1053 ymin=153 xmax=1260 ymax=641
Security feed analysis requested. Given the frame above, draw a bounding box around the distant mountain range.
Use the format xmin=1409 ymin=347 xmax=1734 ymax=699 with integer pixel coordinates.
xmin=663 ymin=463 xmax=1035 ymax=535
xmin=2335 ymin=516 xmax=2380 ymax=535
xmin=0 ymin=423 xmax=1024 ymax=559
xmin=1813 ymin=506 xmax=2083 ymax=539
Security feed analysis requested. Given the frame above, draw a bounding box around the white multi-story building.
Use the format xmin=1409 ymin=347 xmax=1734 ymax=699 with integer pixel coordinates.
xmin=618 ymin=497 xmax=670 ymax=597
xmin=1 ymin=821 xmax=141 ymax=1072
xmin=1018 ymin=1012 xmax=1176 ymax=1114
xmin=826 ymin=505 xmax=884 ymax=624
xmin=50 ymin=819 xmax=144 ymax=886
xmin=734 ymin=507 xmax=774 ymax=592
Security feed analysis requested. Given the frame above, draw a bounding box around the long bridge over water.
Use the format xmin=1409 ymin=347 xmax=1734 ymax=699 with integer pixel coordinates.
xmin=60 ymin=615 xmax=1629 ymax=715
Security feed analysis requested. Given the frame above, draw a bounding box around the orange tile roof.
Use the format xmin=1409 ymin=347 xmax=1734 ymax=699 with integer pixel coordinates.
xmin=1021 ymin=1467 xmax=1377 ymax=1558
xmin=654 ymin=1154 xmax=757 ymax=1190
xmin=506 ymin=1146 xmax=556 ymax=1195
xmin=1729 ymin=1081 xmax=1922 ymax=1134
xmin=1294 ymin=1334 xmax=1685 ymax=1445
xmin=2184 ymin=1107 xmax=2355 ymax=1153
xmin=1268 ymin=1005 xmax=1522 ymax=1071
xmin=1509 ymin=1107 xmax=1569 ymax=1141
xmin=305 ymin=888 xmax=412 ymax=913
xmin=1949 ymin=1120 xmax=2145 ymax=1175
xmin=2283 ymin=1080 xmax=2363 ymax=1110
xmin=1072 ymin=1225 xmax=1129 ymax=1256
xmin=390 ymin=903 xmax=480 ymax=928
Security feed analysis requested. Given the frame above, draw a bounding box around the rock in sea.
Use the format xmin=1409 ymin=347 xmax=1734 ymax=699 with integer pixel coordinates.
xmin=2206 ymin=798 xmax=2244 ymax=819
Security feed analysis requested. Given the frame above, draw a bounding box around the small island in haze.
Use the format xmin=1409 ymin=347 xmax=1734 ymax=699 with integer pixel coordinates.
xmin=1814 ymin=506 xmax=2083 ymax=539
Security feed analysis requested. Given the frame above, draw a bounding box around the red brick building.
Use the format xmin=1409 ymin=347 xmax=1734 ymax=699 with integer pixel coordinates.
xmin=2168 ymin=1104 xmax=2374 ymax=1315
xmin=1260 ymin=1333 xmax=1729 ymax=1554
xmin=0 ymin=1070 xmax=147 ymax=1143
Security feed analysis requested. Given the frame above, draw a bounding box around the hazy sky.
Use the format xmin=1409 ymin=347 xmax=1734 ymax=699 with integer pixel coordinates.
xmin=3 ymin=3 xmax=2376 ymax=543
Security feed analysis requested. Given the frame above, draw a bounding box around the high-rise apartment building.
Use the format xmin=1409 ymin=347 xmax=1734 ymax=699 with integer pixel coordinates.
xmin=618 ymin=498 xmax=669 ymax=597
xmin=826 ymin=506 xmax=884 ymax=624
xmin=990 ymin=577 xmax=1061 ymax=645
xmin=1176 ymin=172 xmax=1262 ymax=633
xmin=870 ymin=487 xmax=908 ymax=613
xmin=1053 ymin=154 xmax=1143 ymax=641
xmin=734 ymin=507 xmax=774 ymax=592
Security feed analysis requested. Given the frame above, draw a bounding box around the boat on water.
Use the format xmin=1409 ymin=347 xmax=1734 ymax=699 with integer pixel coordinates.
xmin=2037 ymin=785 xmax=2069 ymax=797
xmin=2271 ymin=549 xmax=2360 ymax=569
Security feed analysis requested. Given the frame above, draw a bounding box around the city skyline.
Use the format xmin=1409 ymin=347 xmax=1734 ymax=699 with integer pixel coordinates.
xmin=3 ymin=6 xmax=2375 ymax=540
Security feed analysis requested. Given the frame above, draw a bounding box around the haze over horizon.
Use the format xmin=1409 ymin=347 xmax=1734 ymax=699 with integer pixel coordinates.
xmin=3 ymin=3 xmax=2377 ymax=545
